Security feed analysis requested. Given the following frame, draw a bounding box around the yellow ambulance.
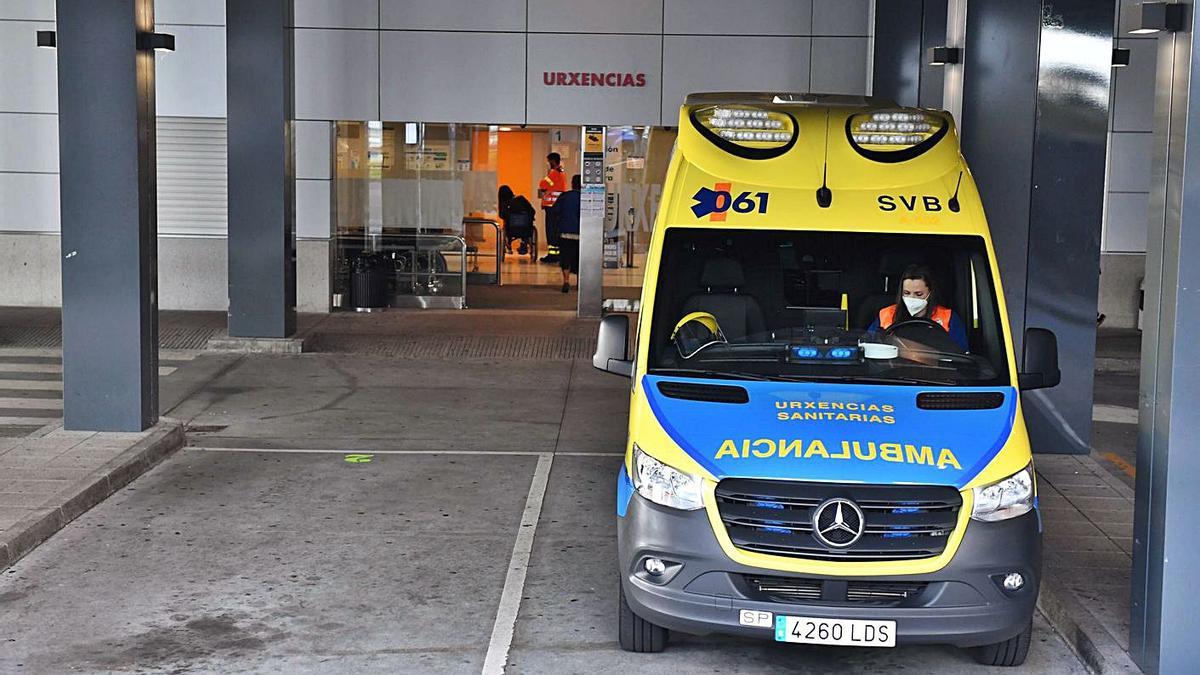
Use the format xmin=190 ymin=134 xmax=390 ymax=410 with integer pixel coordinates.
xmin=592 ymin=93 xmax=1061 ymax=666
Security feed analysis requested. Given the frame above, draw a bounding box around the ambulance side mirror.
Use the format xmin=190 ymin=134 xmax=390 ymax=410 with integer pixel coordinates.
xmin=594 ymin=314 xmax=633 ymax=377
xmin=1019 ymin=327 xmax=1061 ymax=390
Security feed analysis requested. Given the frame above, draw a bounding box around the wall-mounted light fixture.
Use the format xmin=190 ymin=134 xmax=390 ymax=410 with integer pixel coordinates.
xmin=928 ymin=46 xmax=962 ymax=66
xmin=136 ymin=32 xmax=175 ymax=52
xmin=1125 ymin=2 xmax=1187 ymax=34
xmin=36 ymin=30 xmax=56 ymax=48
xmin=926 ymin=45 xmax=964 ymax=65
xmin=1113 ymin=47 xmax=1132 ymax=67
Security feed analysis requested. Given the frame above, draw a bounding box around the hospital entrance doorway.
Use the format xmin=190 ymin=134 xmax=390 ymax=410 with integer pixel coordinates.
xmin=329 ymin=122 xmax=671 ymax=312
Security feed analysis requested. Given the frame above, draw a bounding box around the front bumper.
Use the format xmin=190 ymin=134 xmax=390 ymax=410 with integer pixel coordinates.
xmin=618 ymin=491 xmax=1042 ymax=648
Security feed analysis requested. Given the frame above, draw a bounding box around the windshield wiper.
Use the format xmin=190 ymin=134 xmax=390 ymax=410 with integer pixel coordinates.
xmin=648 ymin=368 xmax=773 ymax=381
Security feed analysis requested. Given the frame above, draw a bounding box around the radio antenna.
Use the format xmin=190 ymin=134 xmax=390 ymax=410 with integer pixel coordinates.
xmin=948 ymin=171 xmax=963 ymax=213
xmin=816 ymin=109 xmax=833 ymax=208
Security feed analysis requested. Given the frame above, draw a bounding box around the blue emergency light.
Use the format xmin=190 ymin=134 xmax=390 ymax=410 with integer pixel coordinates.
xmin=790 ymin=345 xmax=861 ymax=361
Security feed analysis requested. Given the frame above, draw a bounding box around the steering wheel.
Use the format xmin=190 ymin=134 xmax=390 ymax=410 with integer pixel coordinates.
xmin=884 ymin=317 xmax=945 ymax=337
xmin=885 ymin=317 xmax=965 ymax=355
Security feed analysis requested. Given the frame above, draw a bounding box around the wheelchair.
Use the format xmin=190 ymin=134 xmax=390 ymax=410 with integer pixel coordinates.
xmin=504 ymin=216 xmax=539 ymax=263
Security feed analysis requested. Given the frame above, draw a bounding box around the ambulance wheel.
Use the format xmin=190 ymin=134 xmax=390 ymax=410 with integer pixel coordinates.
xmin=970 ymin=621 xmax=1032 ymax=667
xmin=618 ymin=583 xmax=668 ymax=653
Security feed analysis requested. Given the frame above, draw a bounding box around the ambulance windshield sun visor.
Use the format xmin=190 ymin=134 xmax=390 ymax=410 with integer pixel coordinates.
xmin=847 ymin=109 xmax=949 ymax=163
xmin=691 ymin=105 xmax=798 ymax=159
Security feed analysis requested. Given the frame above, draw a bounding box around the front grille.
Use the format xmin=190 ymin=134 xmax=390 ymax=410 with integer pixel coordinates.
xmin=846 ymin=581 xmax=928 ymax=604
xmin=745 ymin=576 xmax=822 ymax=602
xmin=916 ymin=391 xmax=1005 ymax=410
xmin=715 ymin=479 xmax=961 ymax=561
xmin=744 ymin=575 xmax=928 ymax=607
xmin=656 ymin=380 xmax=749 ymax=404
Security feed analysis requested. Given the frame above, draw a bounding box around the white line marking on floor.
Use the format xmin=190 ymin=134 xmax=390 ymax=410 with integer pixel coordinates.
xmin=0 ymin=398 xmax=62 ymax=409
xmin=482 ymin=453 xmax=553 ymax=675
xmin=188 ymin=447 xmax=622 ymax=457
xmin=1093 ymin=404 xmax=1138 ymax=425
xmin=0 ymin=349 xmax=199 ymax=360
xmin=0 ymin=349 xmax=62 ymax=358
xmin=0 ymin=364 xmax=61 ymax=374
xmin=0 ymin=380 xmax=61 ymax=391
xmin=0 ymin=365 xmax=178 ymax=377
xmin=0 ymin=416 xmax=59 ymax=426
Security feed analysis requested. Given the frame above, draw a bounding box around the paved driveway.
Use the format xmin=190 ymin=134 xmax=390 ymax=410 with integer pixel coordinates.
xmin=0 ymin=349 xmax=1087 ymax=673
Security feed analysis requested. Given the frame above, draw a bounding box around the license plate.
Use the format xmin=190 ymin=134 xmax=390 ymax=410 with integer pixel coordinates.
xmin=774 ymin=615 xmax=896 ymax=647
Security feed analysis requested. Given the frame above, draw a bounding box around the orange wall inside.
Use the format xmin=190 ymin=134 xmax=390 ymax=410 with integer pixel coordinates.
xmin=472 ymin=130 xmax=538 ymax=205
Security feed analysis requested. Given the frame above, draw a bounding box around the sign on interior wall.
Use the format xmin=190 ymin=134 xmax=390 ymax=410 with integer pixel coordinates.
xmin=605 ymin=191 xmax=620 ymax=269
xmin=405 ymin=144 xmax=450 ymax=171
xmin=604 ymin=131 xmax=623 ymax=268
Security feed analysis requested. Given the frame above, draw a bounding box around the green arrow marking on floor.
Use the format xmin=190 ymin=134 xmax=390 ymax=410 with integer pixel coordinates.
xmin=344 ymin=453 xmax=374 ymax=464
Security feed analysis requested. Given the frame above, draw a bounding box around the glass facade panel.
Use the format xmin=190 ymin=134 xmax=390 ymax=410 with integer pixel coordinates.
xmin=331 ymin=121 xmax=675 ymax=310
xmin=603 ymin=126 xmax=675 ymax=305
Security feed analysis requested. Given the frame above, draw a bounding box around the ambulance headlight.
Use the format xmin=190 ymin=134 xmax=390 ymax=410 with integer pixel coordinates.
xmin=632 ymin=444 xmax=704 ymax=511
xmin=971 ymin=464 xmax=1035 ymax=522
xmin=848 ymin=109 xmax=947 ymax=159
xmin=691 ymin=105 xmax=797 ymax=159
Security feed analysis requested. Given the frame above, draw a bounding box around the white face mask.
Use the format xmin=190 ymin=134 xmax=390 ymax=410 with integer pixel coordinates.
xmin=903 ymin=296 xmax=929 ymax=316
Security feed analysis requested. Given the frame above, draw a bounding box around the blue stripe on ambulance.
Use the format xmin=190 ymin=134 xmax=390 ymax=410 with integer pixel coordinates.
xmin=617 ymin=465 xmax=634 ymax=517
xmin=641 ymin=375 xmax=1017 ymax=489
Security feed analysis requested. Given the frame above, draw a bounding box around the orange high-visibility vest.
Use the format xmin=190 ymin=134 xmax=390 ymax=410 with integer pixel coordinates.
xmin=879 ymin=304 xmax=953 ymax=331
xmin=539 ymin=167 xmax=567 ymax=209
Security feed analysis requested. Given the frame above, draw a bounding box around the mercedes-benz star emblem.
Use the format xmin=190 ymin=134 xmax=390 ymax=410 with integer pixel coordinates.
xmin=812 ymin=498 xmax=865 ymax=548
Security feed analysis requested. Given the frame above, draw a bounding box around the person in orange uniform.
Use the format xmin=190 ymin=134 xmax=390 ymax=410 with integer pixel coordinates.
xmin=868 ymin=264 xmax=969 ymax=350
xmin=538 ymin=152 xmax=568 ymax=263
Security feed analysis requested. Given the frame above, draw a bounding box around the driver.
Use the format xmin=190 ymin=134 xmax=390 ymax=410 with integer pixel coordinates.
xmin=867 ymin=264 xmax=969 ymax=350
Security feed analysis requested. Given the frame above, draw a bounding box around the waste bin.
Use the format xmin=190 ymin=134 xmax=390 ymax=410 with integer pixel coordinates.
xmin=351 ymin=253 xmax=388 ymax=310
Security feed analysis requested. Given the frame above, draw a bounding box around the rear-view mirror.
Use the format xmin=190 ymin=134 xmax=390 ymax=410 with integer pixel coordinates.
xmin=594 ymin=314 xmax=633 ymax=377
xmin=1018 ymin=327 xmax=1060 ymax=390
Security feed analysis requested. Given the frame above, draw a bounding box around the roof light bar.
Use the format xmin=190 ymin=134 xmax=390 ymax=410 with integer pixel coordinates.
xmin=847 ymin=109 xmax=949 ymax=162
xmin=690 ymin=104 xmax=798 ymax=159
xmin=708 ymin=108 xmax=791 ymax=142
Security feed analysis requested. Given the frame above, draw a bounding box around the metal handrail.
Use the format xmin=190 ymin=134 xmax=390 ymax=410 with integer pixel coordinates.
xmin=463 ymin=217 xmax=504 ymax=285
xmin=389 ymin=232 xmax=468 ymax=308
xmin=335 ymin=231 xmax=468 ymax=310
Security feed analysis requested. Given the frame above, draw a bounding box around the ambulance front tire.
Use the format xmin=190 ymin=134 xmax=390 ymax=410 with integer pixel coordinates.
xmin=969 ymin=620 xmax=1032 ymax=667
xmin=618 ymin=583 xmax=668 ymax=653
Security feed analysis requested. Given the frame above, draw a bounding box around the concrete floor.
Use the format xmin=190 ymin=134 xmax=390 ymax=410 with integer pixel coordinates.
xmin=0 ymin=325 xmax=1089 ymax=673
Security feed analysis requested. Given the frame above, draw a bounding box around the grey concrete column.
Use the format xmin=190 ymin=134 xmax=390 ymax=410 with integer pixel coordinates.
xmin=578 ymin=126 xmax=605 ymax=319
xmin=56 ymin=0 xmax=158 ymax=432
xmin=1130 ymin=2 xmax=1200 ymax=671
xmin=226 ymin=0 xmax=296 ymax=338
xmin=958 ymin=0 xmax=1112 ymax=454
xmin=871 ymin=0 xmax=947 ymax=109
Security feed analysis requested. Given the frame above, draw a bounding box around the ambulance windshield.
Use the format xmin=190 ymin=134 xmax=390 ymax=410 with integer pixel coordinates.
xmin=648 ymin=228 xmax=1010 ymax=387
